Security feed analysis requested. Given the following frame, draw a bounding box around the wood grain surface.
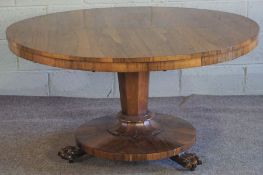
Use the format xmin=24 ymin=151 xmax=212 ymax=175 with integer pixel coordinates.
xmin=74 ymin=72 xmax=195 ymax=161
xmin=6 ymin=7 xmax=259 ymax=72
xmin=75 ymin=113 xmax=196 ymax=161
xmin=118 ymin=72 xmax=149 ymax=116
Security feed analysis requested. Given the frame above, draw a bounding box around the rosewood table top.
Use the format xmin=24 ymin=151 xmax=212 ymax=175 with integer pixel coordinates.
xmin=7 ymin=7 xmax=259 ymax=72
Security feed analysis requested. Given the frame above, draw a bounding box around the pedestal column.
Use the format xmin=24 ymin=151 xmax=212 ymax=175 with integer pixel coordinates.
xmin=118 ymin=72 xmax=149 ymax=117
xmin=59 ymin=72 xmax=201 ymax=170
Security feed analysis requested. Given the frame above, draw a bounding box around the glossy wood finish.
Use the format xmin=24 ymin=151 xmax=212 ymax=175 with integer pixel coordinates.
xmin=7 ymin=7 xmax=259 ymax=72
xmin=118 ymin=72 xmax=149 ymax=116
xmin=75 ymin=113 xmax=196 ymax=161
xmin=7 ymin=7 xmax=259 ymax=165
xmin=75 ymin=72 xmax=195 ymax=161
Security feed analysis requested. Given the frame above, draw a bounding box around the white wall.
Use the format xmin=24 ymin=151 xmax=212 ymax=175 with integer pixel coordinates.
xmin=0 ymin=0 xmax=262 ymax=98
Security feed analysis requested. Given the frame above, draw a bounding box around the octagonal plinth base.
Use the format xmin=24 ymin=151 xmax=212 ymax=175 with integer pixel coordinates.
xmin=75 ymin=113 xmax=196 ymax=161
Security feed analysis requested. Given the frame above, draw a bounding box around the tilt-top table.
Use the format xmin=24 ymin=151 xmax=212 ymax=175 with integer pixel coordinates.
xmin=6 ymin=7 xmax=259 ymax=171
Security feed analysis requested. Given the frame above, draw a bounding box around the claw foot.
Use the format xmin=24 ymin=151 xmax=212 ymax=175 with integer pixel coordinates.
xmin=170 ymin=152 xmax=202 ymax=171
xmin=58 ymin=146 xmax=86 ymax=163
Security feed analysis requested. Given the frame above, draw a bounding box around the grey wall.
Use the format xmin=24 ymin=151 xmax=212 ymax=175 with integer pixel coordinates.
xmin=0 ymin=0 xmax=262 ymax=98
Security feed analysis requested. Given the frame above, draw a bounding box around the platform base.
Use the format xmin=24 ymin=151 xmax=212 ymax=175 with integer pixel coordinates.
xmin=74 ymin=113 xmax=196 ymax=161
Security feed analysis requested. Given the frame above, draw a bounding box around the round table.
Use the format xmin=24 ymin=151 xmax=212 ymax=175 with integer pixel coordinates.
xmin=6 ymin=7 xmax=259 ymax=171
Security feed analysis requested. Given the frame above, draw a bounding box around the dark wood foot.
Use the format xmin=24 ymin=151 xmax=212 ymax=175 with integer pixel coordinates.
xmin=58 ymin=146 xmax=86 ymax=163
xmin=170 ymin=152 xmax=202 ymax=171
